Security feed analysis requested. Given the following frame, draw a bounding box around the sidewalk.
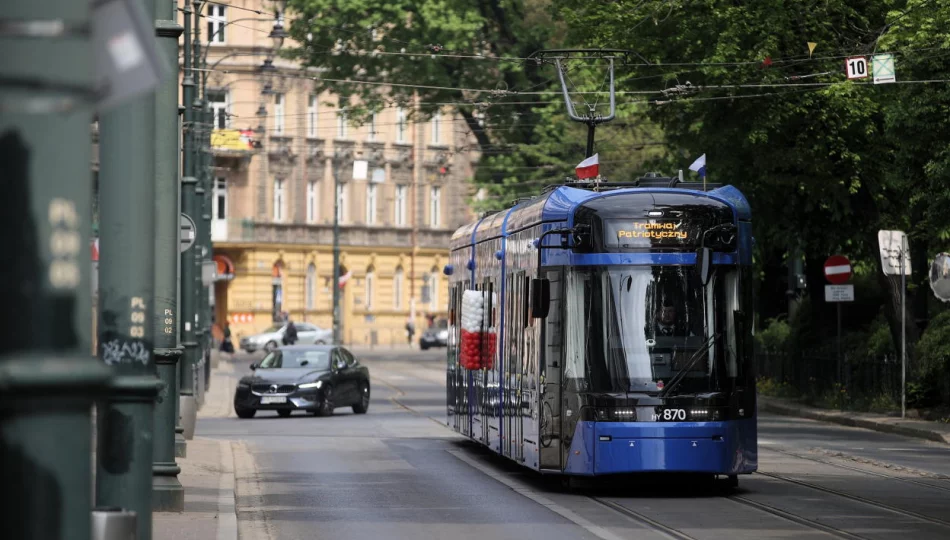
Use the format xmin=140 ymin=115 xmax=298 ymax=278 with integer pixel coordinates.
xmin=760 ymin=395 xmax=950 ymax=445
xmin=154 ymin=355 xmax=240 ymax=540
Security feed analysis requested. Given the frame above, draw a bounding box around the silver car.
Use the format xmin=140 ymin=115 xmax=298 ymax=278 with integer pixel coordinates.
xmin=240 ymin=322 xmax=333 ymax=353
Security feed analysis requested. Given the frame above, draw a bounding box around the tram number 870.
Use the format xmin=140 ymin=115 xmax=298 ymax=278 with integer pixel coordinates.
xmin=653 ymin=409 xmax=687 ymax=421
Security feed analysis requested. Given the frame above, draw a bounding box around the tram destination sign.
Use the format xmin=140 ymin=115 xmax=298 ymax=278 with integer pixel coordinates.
xmin=605 ymin=218 xmax=697 ymax=249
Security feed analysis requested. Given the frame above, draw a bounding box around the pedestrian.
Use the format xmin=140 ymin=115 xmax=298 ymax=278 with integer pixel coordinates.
xmin=284 ymin=318 xmax=298 ymax=345
xmin=220 ymin=321 xmax=234 ymax=354
xmin=405 ymin=319 xmax=415 ymax=346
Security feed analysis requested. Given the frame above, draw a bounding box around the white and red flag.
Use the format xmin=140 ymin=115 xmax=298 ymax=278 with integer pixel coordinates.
xmin=575 ymin=153 xmax=600 ymax=179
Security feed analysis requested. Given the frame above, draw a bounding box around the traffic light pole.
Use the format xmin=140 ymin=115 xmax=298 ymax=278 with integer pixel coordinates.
xmin=0 ymin=1 xmax=111 ymax=537
xmin=95 ymin=1 xmax=163 ymax=538
xmin=152 ymin=0 xmax=185 ymax=511
xmin=179 ymin=0 xmax=199 ymax=440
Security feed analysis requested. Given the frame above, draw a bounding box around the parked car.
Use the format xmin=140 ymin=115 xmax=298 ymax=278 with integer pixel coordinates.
xmin=419 ymin=326 xmax=449 ymax=350
xmin=240 ymin=322 xmax=332 ymax=353
xmin=233 ymin=345 xmax=370 ymax=418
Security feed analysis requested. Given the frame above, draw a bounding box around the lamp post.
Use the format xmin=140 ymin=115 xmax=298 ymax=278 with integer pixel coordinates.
xmin=331 ymin=149 xmax=351 ymax=345
xmin=0 ymin=1 xmax=111 ymax=537
xmin=152 ymin=0 xmax=185 ymax=511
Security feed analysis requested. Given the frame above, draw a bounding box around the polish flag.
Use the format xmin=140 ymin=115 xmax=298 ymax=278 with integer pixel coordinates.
xmin=575 ymin=153 xmax=600 ymax=179
xmin=338 ymin=270 xmax=353 ymax=288
xmin=91 ymin=238 xmax=99 ymax=262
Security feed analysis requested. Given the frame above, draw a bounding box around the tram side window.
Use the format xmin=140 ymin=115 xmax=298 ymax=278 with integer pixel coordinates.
xmin=523 ymin=275 xmax=531 ymax=328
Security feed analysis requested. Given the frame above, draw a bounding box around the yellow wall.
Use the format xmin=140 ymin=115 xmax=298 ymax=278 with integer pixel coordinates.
xmin=218 ymin=244 xmax=447 ymax=346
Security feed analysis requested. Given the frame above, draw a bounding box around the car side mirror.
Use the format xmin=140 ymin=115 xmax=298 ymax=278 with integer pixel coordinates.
xmin=335 ymin=360 xmax=346 ymax=371
xmin=531 ymin=278 xmax=551 ymax=319
xmin=250 ymin=363 xmax=258 ymax=371
xmin=696 ymin=247 xmax=712 ymax=286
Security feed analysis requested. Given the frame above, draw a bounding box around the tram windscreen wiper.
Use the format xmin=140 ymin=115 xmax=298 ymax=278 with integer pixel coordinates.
xmin=658 ymin=333 xmax=720 ymax=398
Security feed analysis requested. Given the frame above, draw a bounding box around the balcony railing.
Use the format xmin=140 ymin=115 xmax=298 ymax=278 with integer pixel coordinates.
xmin=215 ymin=218 xmax=453 ymax=248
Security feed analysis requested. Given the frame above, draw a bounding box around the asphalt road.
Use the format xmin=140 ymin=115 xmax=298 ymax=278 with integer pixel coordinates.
xmin=199 ymin=348 xmax=950 ymax=540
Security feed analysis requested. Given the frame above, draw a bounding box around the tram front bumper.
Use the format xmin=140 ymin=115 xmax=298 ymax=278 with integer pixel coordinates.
xmin=564 ymin=419 xmax=758 ymax=476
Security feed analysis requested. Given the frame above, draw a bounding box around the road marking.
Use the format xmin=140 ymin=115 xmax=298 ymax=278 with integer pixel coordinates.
xmin=448 ymin=449 xmax=630 ymax=540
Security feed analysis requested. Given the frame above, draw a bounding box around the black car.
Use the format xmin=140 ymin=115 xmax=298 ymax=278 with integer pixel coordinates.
xmin=233 ymin=345 xmax=370 ymax=418
xmin=419 ymin=326 xmax=449 ymax=350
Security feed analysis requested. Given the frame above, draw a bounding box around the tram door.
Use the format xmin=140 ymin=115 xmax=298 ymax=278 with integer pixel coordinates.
xmin=503 ymin=271 xmax=526 ymax=461
xmin=448 ymin=283 xmax=463 ymax=434
xmin=538 ymin=269 xmax=563 ymax=471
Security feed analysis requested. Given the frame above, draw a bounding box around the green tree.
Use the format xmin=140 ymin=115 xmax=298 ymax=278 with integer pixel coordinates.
xmin=285 ymin=0 xmax=671 ymax=211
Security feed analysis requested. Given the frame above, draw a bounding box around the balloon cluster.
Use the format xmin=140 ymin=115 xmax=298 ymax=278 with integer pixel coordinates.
xmin=459 ymin=290 xmax=496 ymax=370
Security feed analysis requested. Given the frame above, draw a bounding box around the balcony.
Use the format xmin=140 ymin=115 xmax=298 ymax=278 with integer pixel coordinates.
xmin=216 ymin=219 xmax=454 ymax=249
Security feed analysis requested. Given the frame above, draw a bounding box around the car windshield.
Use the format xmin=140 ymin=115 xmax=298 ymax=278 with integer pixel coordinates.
xmin=564 ymin=265 xmax=751 ymax=396
xmin=259 ymin=349 xmax=330 ymax=370
xmin=263 ymin=324 xmax=283 ymax=333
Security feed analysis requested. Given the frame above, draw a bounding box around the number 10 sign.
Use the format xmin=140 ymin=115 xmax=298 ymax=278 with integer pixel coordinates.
xmin=846 ymin=56 xmax=868 ymax=79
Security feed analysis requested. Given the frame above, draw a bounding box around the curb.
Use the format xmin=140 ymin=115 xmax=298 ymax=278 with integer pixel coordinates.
xmin=216 ymin=439 xmax=238 ymax=540
xmin=759 ymin=398 xmax=950 ymax=445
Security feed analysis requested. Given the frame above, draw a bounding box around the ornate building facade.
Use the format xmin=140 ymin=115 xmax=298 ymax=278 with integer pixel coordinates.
xmin=194 ymin=2 xmax=476 ymax=345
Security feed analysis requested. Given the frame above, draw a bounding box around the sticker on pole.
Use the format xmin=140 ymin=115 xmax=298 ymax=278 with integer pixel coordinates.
xmin=845 ymin=56 xmax=868 ymax=79
xmin=824 ymin=255 xmax=852 ymax=284
xmin=180 ymin=213 xmax=196 ymax=252
xmin=930 ymin=253 xmax=950 ymax=302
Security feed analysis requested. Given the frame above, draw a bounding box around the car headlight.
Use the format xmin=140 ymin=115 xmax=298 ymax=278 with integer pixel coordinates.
xmin=298 ymin=381 xmax=323 ymax=389
xmin=238 ymin=381 xmax=250 ymax=388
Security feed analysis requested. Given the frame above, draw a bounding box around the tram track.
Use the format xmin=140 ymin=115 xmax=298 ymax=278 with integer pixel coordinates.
xmin=589 ymin=497 xmax=697 ymax=540
xmin=766 ymin=446 xmax=950 ymax=494
xmin=757 ymin=470 xmax=950 ymax=530
xmin=724 ymin=493 xmax=868 ymax=539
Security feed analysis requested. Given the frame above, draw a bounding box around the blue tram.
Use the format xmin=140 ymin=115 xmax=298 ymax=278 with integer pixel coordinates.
xmin=444 ymin=175 xmax=757 ymax=481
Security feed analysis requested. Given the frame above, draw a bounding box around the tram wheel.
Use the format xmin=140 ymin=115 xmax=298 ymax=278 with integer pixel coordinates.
xmin=727 ymin=475 xmax=739 ymax=489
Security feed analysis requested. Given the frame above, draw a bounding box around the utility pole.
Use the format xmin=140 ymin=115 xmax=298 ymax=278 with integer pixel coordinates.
xmin=0 ymin=1 xmax=111 ymax=538
xmin=152 ymin=0 xmax=185 ymax=511
xmin=179 ymin=0 xmax=199 ymax=440
xmin=96 ymin=2 xmax=163 ymax=539
xmin=191 ymin=0 xmax=207 ymax=410
xmin=332 ymin=150 xmax=345 ymax=345
xmin=199 ymin=101 xmax=213 ymax=395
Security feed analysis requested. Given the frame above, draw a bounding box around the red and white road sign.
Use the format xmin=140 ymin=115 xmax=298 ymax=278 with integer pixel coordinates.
xmin=824 ymin=255 xmax=852 ymax=284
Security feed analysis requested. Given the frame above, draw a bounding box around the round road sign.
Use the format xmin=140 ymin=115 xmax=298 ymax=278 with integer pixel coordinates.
xmin=824 ymin=255 xmax=852 ymax=284
xmin=180 ymin=213 xmax=196 ymax=253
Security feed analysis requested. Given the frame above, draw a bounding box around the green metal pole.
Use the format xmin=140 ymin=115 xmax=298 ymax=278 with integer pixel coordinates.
xmin=96 ymin=0 xmax=163 ymax=537
xmin=152 ymin=0 xmax=185 ymax=511
xmin=193 ymin=2 xmax=208 ymax=404
xmin=201 ymin=102 xmax=213 ymax=392
xmin=175 ymin=106 xmax=186 ymax=458
xmin=179 ymin=0 xmax=199 ymax=439
xmin=332 ymin=153 xmax=342 ymax=344
xmin=0 ymin=1 xmax=111 ymax=537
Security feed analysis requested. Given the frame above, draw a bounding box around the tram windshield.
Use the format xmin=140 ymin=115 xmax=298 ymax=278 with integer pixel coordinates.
xmin=563 ymin=265 xmax=750 ymax=396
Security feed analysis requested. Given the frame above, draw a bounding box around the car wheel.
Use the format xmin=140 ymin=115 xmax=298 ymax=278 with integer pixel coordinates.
xmin=277 ymin=409 xmax=292 ymax=418
xmin=235 ymin=407 xmax=256 ymax=419
xmin=316 ymin=387 xmax=334 ymax=417
xmin=352 ymin=382 xmax=370 ymax=414
xmin=264 ymin=340 xmax=278 ymax=352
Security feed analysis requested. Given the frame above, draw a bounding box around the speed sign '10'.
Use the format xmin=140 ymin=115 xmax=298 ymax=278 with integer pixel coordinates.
xmin=846 ymin=56 xmax=868 ymax=79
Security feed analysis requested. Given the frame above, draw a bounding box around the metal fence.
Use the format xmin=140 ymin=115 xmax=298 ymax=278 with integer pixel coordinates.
xmin=755 ymin=347 xmax=902 ymax=407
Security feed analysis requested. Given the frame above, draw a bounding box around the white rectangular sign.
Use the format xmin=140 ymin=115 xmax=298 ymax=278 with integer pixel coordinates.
xmin=825 ymin=284 xmax=854 ymax=302
xmin=878 ymin=230 xmax=911 ymax=275
xmin=846 ymin=56 xmax=868 ymax=79
xmin=872 ymin=54 xmax=896 ymax=84
xmin=352 ymin=159 xmax=369 ymax=180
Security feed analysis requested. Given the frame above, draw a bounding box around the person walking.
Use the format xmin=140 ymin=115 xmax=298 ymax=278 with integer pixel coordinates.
xmin=405 ymin=319 xmax=416 ymax=347
xmin=220 ymin=321 xmax=234 ymax=354
xmin=284 ymin=319 xmax=298 ymax=345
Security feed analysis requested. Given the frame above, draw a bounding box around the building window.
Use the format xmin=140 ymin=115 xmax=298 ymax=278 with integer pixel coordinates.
xmin=336 ymin=182 xmax=347 ymax=223
xmin=305 ymin=263 xmax=316 ymax=310
xmin=336 ymin=107 xmax=348 ymax=139
xmin=421 ymin=274 xmax=431 ymax=304
xmin=393 ymin=267 xmax=404 ymax=309
xmin=208 ymin=5 xmax=226 ymax=44
xmin=394 ymin=184 xmax=407 ymax=226
xmin=306 ymin=181 xmax=317 ymax=223
xmin=367 ymin=112 xmax=377 ymax=142
xmin=208 ymin=90 xmax=228 ymax=129
xmin=431 ymin=271 xmax=440 ymax=310
xmin=429 ymin=185 xmax=441 ymax=228
xmin=274 ymin=93 xmax=284 ymax=135
xmin=396 ymin=107 xmax=407 ymax=143
xmin=431 ymin=111 xmax=442 ymax=144
xmin=213 ymin=177 xmax=227 ymax=219
xmin=365 ymin=184 xmax=377 ymax=225
xmin=273 ymin=178 xmax=285 ymax=222
xmin=365 ymin=270 xmax=375 ymax=310
xmin=307 ymin=95 xmax=317 ymax=137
